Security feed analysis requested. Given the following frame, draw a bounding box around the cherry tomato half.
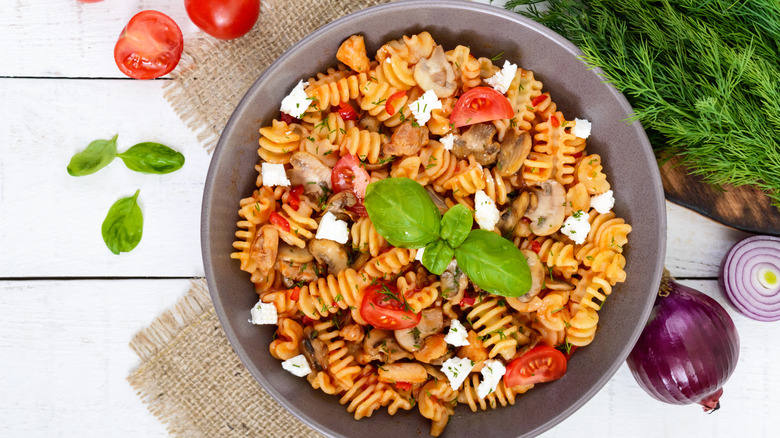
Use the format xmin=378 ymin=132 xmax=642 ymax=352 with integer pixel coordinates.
xmin=450 ymin=87 xmax=514 ymax=128
xmin=331 ymin=154 xmax=370 ymax=200
xmin=184 ymin=0 xmax=261 ymax=40
xmin=504 ymin=346 xmax=567 ymax=388
xmin=359 ymin=283 xmax=421 ymax=330
xmin=114 ymin=11 xmax=183 ymax=80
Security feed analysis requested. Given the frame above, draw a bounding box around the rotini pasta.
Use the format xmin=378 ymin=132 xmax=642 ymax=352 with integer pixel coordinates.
xmin=234 ymin=31 xmax=630 ymax=437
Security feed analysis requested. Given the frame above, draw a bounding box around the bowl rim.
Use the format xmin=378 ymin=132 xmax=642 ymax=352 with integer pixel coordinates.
xmin=202 ymin=1 xmax=667 ymax=437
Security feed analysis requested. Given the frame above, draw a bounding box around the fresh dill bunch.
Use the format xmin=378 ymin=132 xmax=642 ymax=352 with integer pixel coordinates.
xmin=506 ymin=0 xmax=780 ymax=207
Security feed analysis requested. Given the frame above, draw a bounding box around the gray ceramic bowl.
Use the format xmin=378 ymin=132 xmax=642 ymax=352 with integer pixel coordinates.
xmin=202 ymin=1 xmax=667 ymax=437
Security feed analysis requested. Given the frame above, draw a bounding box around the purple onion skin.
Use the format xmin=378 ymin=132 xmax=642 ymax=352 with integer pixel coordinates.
xmin=626 ymin=278 xmax=740 ymax=412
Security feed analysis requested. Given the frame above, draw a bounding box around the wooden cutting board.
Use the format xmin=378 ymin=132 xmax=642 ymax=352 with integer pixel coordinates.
xmin=660 ymin=157 xmax=780 ymax=236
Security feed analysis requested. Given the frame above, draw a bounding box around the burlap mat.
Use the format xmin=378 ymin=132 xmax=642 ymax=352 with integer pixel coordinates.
xmin=128 ymin=1 xmax=395 ymax=436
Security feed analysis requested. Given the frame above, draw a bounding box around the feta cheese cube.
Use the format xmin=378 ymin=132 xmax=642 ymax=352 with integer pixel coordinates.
xmin=484 ymin=61 xmax=518 ymax=94
xmin=281 ymin=354 xmax=312 ymax=377
xmin=415 ymin=246 xmax=425 ymax=262
xmin=439 ymin=133 xmax=456 ymax=151
xmin=249 ymin=301 xmax=278 ymax=325
xmin=474 ymin=190 xmax=500 ymax=231
xmin=560 ymin=210 xmax=591 ymax=244
xmin=590 ymin=190 xmax=615 ymax=214
xmin=441 ymin=356 xmax=475 ymax=391
xmin=280 ymin=80 xmax=310 ymax=119
xmin=314 ymin=211 xmax=349 ymax=244
xmin=477 ymin=360 xmax=507 ymax=398
xmin=572 ymin=118 xmax=592 ymax=139
xmin=444 ymin=319 xmax=470 ymax=347
xmin=261 ymin=162 xmax=290 ymax=187
xmin=409 ymin=90 xmax=442 ymax=125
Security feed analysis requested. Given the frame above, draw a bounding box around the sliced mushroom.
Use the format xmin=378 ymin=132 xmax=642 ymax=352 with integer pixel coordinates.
xmin=288 ymin=151 xmax=332 ymax=197
xmin=384 ymin=120 xmax=429 ymax=156
xmin=276 ymin=260 xmax=318 ymax=284
xmin=495 ymin=191 xmax=531 ymax=237
xmin=377 ymin=362 xmax=429 ymax=384
xmin=426 ymin=186 xmax=449 ymax=216
xmin=496 ymin=129 xmax=532 ymax=177
xmin=506 ymin=249 xmax=545 ymax=311
xmin=413 ymin=45 xmax=457 ymax=98
xmin=394 ymin=307 xmax=444 ymax=353
xmin=359 ymin=113 xmax=381 ymax=133
xmin=363 ymin=328 xmax=414 ymax=363
xmin=276 ymin=242 xmax=314 ymax=264
xmin=413 ymin=334 xmax=450 ymax=364
xmin=301 ymin=326 xmax=329 ymax=372
xmin=440 ymin=259 xmax=468 ymax=303
xmin=249 ymin=225 xmax=279 ymax=274
xmin=452 ymin=123 xmax=500 ymax=165
xmin=309 ymin=239 xmax=348 ymax=275
xmin=323 ymin=191 xmax=359 ymax=222
xmin=524 ymin=180 xmax=566 ymax=236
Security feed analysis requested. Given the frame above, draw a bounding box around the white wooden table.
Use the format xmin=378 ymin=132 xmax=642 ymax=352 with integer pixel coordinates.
xmin=1 ymin=1 xmax=776 ymax=437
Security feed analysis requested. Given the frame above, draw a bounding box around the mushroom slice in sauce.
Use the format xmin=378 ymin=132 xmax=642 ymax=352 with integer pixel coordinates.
xmin=323 ymin=190 xmax=359 ymax=222
xmin=506 ymin=249 xmax=545 ymax=312
xmin=495 ymin=191 xmax=532 ymax=237
xmin=301 ymin=326 xmax=329 ymax=372
xmin=384 ymin=121 xmax=429 ymax=157
xmin=276 ymin=242 xmax=314 ymax=265
xmin=413 ymin=45 xmax=457 ymax=98
xmin=524 ymin=180 xmax=566 ymax=236
xmin=309 ymin=239 xmax=349 ymax=275
xmin=288 ymin=151 xmax=332 ymax=197
xmin=394 ymin=307 xmax=444 ymax=353
xmin=249 ymin=225 xmax=279 ymax=275
xmin=452 ymin=123 xmax=500 ymax=165
xmin=496 ymin=129 xmax=532 ymax=177
xmin=363 ymin=328 xmax=414 ymax=363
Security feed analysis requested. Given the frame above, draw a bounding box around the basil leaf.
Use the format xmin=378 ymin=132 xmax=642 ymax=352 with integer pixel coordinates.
xmin=421 ymin=239 xmax=455 ymax=275
xmin=101 ymin=190 xmax=144 ymax=255
xmin=365 ymin=177 xmax=441 ymax=248
xmin=67 ymin=135 xmax=118 ymax=176
xmin=117 ymin=142 xmax=185 ymax=174
xmin=440 ymin=204 xmax=473 ymax=248
xmin=454 ymin=229 xmax=531 ymax=297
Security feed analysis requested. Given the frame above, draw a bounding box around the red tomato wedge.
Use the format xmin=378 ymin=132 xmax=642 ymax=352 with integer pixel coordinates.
xmin=184 ymin=0 xmax=260 ymax=40
xmin=450 ymin=87 xmax=514 ymax=128
xmin=360 ymin=283 xmax=421 ymax=330
xmin=504 ymin=346 xmax=567 ymax=388
xmin=269 ymin=211 xmax=290 ymax=232
xmin=331 ymin=154 xmax=370 ymax=200
xmin=335 ymin=102 xmax=359 ymax=121
xmin=114 ymin=11 xmax=183 ymax=80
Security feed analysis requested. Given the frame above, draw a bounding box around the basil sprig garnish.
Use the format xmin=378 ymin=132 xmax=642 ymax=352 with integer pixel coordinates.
xmin=102 ymin=190 xmax=144 ymax=255
xmin=67 ymin=135 xmax=184 ymax=176
xmin=364 ymin=177 xmax=531 ymax=297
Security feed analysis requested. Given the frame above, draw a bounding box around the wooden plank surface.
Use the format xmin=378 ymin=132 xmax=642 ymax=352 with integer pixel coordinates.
xmin=0 ymin=279 xmax=773 ymax=438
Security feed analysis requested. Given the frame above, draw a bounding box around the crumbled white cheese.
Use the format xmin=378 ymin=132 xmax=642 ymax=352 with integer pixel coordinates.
xmin=444 ymin=319 xmax=470 ymax=347
xmin=314 ymin=211 xmax=349 ymax=244
xmin=409 ymin=89 xmax=442 ymax=125
xmin=484 ymin=60 xmax=518 ymax=94
xmin=439 ymin=133 xmax=456 ymax=151
xmin=477 ymin=360 xmax=507 ymax=398
xmin=261 ymin=162 xmax=290 ymax=187
xmin=415 ymin=246 xmax=425 ymax=262
xmin=590 ymin=190 xmax=615 ymax=214
xmin=280 ymin=80 xmax=310 ymax=119
xmin=474 ymin=190 xmax=500 ymax=231
xmin=560 ymin=210 xmax=591 ymax=245
xmin=249 ymin=301 xmax=278 ymax=325
xmin=441 ymin=356 xmax=475 ymax=391
xmin=281 ymin=354 xmax=312 ymax=377
xmin=572 ymin=118 xmax=592 ymax=139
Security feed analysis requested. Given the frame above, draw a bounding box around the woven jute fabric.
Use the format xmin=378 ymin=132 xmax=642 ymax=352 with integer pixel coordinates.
xmin=163 ymin=0 xmax=396 ymax=151
xmin=128 ymin=1 xmax=395 ymax=436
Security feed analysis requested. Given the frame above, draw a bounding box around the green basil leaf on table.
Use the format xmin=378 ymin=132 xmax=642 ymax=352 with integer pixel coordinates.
xmin=454 ymin=229 xmax=531 ymax=297
xmin=117 ymin=142 xmax=185 ymax=174
xmin=364 ymin=177 xmax=441 ymax=248
xmin=67 ymin=134 xmax=118 ymax=176
xmin=439 ymin=204 xmax=473 ymax=248
xmin=421 ymin=239 xmax=455 ymax=276
xmin=102 ymin=189 xmax=144 ymax=255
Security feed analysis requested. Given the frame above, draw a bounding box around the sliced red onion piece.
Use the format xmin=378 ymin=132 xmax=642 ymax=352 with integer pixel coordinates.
xmin=719 ymin=235 xmax=780 ymax=321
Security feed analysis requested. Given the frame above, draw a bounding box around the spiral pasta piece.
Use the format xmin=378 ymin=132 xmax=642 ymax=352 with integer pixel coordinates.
xmin=296 ymin=268 xmax=374 ymax=320
xmin=340 ymin=366 xmax=413 ymax=420
xmin=312 ymin=319 xmax=362 ymax=387
xmin=576 ymin=154 xmax=611 ymax=195
xmin=579 ymin=274 xmax=612 ymax=311
xmin=339 ymin=126 xmax=382 ymax=163
xmin=566 ymin=306 xmax=599 ymax=347
xmin=466 ymin=298 xmax=520 ymax=360
xmin=458 ymin=374 xmax=532 ymax=412
xmin=273 ymin=202 xmax=318 ymax=248
xmin=351 ymin=217 xmax=388 ymax=257
xmin=445 ymin=45 xmax=481 ymax=92
xmin=376 ymin=31 xmax=436 ymax=64
xmin=377 ymin=54 xmax=416 ymax=90
xmin=427 ymin=97 xmax=455 ymax=136
xmin=588 ymin=211 xmax=632 ymax=253
xmin=306 ymin=72 xmax=370 ymax=111
xmin=312 ymin=111 xmax=356 ymax=145
xmin=521 ymin=237 xmax=578 ymax=279
xmin=417 ymin=380 xmax=458 ymax=437
xmin=308 ymin=371 xmax=344 ymax=395
xmin=418 ymin=143 xmax=457 ymax=192
xmin=533 ymin=111 xmax=586 ymax=186
xmin=396 ymin=273 xmax=440 ymax=314
xmin=360 ymin=247 xmax=417 ymax=279
xmin=522 ymin=152 xmax=554 ymax=183
xmin=483 ymin=167 xmax=510 ymax=205
xmin=536 ymin=292 xmax=570 ymax=332
xmin=258 ymin=119 xmax=301 ymax=164
xmin=506 ymin=68 xmax=544 ymax=131
xmin=269 ymin=318 xmax=304 ymax=360
xmin=261 ymin=288 xmax=299 ymax=318
xmin=444 ymin=156 xmax=487 ymax=197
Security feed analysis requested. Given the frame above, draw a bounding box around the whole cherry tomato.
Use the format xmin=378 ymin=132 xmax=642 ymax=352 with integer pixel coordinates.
xmin=114 ymin=11 xmax=183 ymax=80
xmin=184 ymin=0 xmax=261 ymax=40
xmin=450 ymin=87 xmax=514 ymax=128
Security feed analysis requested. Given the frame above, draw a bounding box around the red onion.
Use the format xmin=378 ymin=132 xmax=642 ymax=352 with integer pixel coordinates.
xmin=719 ymin=235 xmax=780 ymax=321
xmin=626 ymin=271 xmax=740 ymax=412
